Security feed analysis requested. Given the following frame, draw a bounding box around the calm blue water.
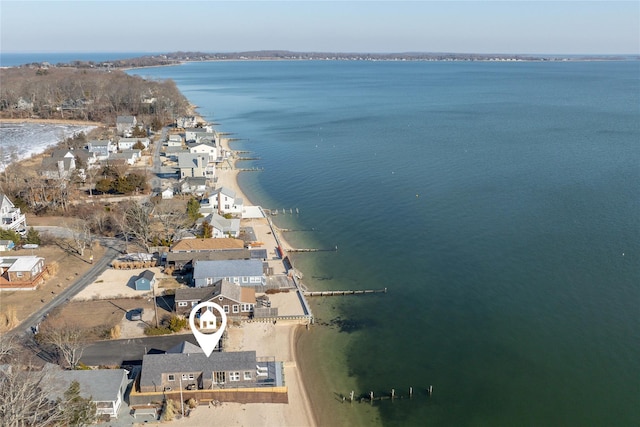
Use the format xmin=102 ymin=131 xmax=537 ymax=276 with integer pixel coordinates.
xmin=129 ymin=61 xmax=640 ymax=426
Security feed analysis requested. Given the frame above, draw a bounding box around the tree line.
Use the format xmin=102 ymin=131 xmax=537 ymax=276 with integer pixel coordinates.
xmin=0 ymin=67 xmax=190 ymax=125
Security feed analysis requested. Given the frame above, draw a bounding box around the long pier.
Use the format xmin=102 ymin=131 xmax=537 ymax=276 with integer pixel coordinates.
xmin=304 ymin=288 xmax=387 ymax=297
xmin=288 ymin=245 xmax=337 ymax=253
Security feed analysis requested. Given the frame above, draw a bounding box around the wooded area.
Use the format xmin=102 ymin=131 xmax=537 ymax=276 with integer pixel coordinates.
xmin=0 ymin=67 xmax=190 ymax=125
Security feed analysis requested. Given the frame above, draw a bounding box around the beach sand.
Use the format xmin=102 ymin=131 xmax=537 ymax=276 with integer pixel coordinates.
xmin=165 ymin=135 xmax=319 ymax=427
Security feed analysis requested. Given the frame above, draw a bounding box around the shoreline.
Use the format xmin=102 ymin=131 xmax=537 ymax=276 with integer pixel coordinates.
xmin=0 ymin=118 xmax=101 ymax=126
xmin=181 ymin=111 xmax=320 ymax=426
xmin=2 ymin=112 xmax=320 ymax=426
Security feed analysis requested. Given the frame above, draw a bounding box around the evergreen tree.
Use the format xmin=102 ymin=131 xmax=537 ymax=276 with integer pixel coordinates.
xmin=25 ymin=227 xmax=41 ymax=245
xmin=186 ymin=197 xmax=201 ymax=223
xmin=60 ymin=380 xmax=97 ymax=427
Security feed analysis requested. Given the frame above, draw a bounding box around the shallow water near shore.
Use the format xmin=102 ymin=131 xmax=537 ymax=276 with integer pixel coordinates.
xmin=128 ymin=60 xmax=640 ymax=426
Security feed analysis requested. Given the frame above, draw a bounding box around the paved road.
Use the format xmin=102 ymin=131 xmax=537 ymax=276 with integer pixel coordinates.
xmin=80 ymin=334 xmax=202 ymax=366
xmin=8 ymin=238 xmax=124 ymax=340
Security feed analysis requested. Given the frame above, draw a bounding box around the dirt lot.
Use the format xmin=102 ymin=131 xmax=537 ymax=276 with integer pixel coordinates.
xmin=44 ymin=297 xmax=173 ymax=340
xmin=0 ymin=242 xmax=105 ymax=332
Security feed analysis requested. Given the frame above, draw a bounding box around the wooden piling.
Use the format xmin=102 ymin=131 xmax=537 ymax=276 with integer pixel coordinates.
xmin=428 ymin=385 xmax=433 ymax=396
xmin=350 ymin=391 xmax=354 ymax=403
xmin=409 ymin=386 xmax=413 ymax=398
xmin=370 ymin=391 xmax=374 ymax=405
xmin=391 ymin=389 xmax=395 ymax=401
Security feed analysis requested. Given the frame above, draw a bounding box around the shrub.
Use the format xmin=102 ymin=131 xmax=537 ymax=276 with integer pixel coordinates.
xmin=144 ymin=326 xmax=172 ymax=336
xmin=161 ymin=399 xmax=176 ymax=421
xmin=167 ymin=315 xmax=187 ymax=333
xmin=187 ymin=398 xmax=197 ymax=409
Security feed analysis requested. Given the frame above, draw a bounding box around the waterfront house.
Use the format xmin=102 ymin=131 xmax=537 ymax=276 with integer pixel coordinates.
xmin=211 ymin=187 xmax=244 ymax=216
xmin=198 ymin=212 xmax=240 ymax=238
xmin=116 ymin=115 xmax=137 ymax=136
xmin=0 ymin=194 xmax=27 ymax=232
xmin=40 ymin=156 xmax=76 ymax=180
xmin=138 ymin=345 xmax=282 ymax=394
xmin=192 ymin=259 xmax=265 ymax=288
xmin=174 ymin=279 xmax=256 ymax=317
xmin=165 ymin=248 xmax=253 ymax=272
xmin=134 ymin=270 xmax=156 ymax=291
xmin=170 ymin=237 xmax=245 ymax=253
xmin=177 ymin=153 xmax=208 ymax=178
xmin=176 ymin=116 xmax=198 ymax=129
xmin=187 ymin=141 xmax=217 ymax=163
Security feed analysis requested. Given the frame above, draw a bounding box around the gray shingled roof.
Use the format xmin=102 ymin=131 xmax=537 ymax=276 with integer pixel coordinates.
xmin=166 ymin=249 xmax=252 ymax=264
xmin=175 ymin=284 xmax=219 ymax=302
xmin=193 ymin=259 xmax=263 ymax=280
xmin=140 ymin=351 xmax=257 ymax=389
xmin=51 ymin=369 xmax=128 ymax=403
xmin=166 ymin=341 xmax=203 ymax=354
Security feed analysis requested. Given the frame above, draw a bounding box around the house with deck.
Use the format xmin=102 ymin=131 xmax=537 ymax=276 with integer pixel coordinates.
xmin=210 ymin=187 xmax=244 ymax=216
xmin=198 ymin=212 xmax=240 ymax=238
xmin=135 ymin=343 xmax=285 ymax=403
xmin=48 ymin=367 xmax=129 ymax=419
xmin=0 ymin=255 xmax=46 ymax=290
xmin=86 ymin=140 xmax=115 ymax=161
xmin=0 ymin=194 xmax=27 ymax=232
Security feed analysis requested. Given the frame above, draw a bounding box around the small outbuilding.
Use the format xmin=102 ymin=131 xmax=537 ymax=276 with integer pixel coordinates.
xmin=134 ymin=270 xmax=156 ymax=291
xmin=0 ymin=240 xmax=15 ymax=252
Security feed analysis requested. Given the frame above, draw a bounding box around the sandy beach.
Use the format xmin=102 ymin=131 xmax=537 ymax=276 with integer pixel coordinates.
xmin=163 ymin=133 xmax=318 ymax=427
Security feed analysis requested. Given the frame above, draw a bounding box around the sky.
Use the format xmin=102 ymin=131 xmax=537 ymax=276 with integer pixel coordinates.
xmin=1 ymin=1 xmax=638 ymax=55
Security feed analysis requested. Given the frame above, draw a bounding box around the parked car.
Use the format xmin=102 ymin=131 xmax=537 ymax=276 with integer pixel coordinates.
xmin=129 ymin=308 xmax=144 ymax=321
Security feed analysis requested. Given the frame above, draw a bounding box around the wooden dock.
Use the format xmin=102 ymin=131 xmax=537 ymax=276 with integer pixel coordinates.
xmin=288 ymin=245 xmax=337 ymax=253
xmin=304 ymin=288 xmax=387 ymax=297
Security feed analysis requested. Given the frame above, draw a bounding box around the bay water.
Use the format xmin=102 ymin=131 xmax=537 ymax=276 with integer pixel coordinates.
xmin=129 ymin=60 xmax=639 ymax=426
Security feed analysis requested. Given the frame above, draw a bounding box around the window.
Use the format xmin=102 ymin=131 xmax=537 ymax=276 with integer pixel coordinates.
xmin=16 ymin=272 xmax=23 ymax=277
xmin=229 ymin=372 xmax=240 ymax=381
xmin=233 ymin=277 xmax=239 ymax=283
xmin=168 ymin=375 xmax=175 ymax=381
xmin=232 ymin=305 xmax=239 ymax=313
xmin=242 ymin=277 xmax=248 ymax=283
xmin=244 ymin=371 xmax=252 ymax=381
xmin=223 ymin=305 xmax=229 ymax=313
xmin=214 ymin=371 xmax=226 ymax=384
xmin=191 ymin=301 xmax=197 ymax=306
xmin=189 ymin=374 xmax=195 ymax=380
xmin=178 ymin=302 xmax=188 ymax=307
xmin=206 ymin=277 xmax=213 ymax=285
xmin=182 ymin=374 xmax=188 ymax=380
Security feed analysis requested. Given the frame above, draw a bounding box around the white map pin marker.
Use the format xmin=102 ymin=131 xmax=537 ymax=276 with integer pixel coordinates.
xmin=189 ymin=301 xmax=227 ymax=357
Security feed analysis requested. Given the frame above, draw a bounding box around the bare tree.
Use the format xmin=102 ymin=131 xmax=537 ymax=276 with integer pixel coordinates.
xmin=121 ymin=200 xmax=153 ymax=252
xmin=0 ymin=364 xmax=65 ymax=427
xmin=63 ymin=219 xmax=92 ymax=257
xmin=36 ymin=320 xmax=87 ymax=369
xmin=0 ymin=334 xmax=17 ymax=363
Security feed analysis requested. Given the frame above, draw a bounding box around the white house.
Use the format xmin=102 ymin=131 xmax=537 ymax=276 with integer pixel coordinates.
xmin=198 ymin=212 xmax=240 ymax=238
xmin=187 ymin=141 xmax=217 ymax=163
xmin=161 ymin=187 xmax=174 ymax=200
xmin=118 ymin=137 xmax=150 ymax=150
xmin=116 ymin=115 xmax=137 ymax=136
xmin=0 ymin=194 xmax=27 ymax=232
xmin=86 ymin=140 xmax=115 ymax=161
xmin=185 ymin=128 xmax=217 ymax=144
xmin=211 ymin=187 xmax=244 ymax=216
xmin=176 ymin=116 xmax=198 ymax=128
xmin=167 ymin=134 xmax=184 ymax=147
